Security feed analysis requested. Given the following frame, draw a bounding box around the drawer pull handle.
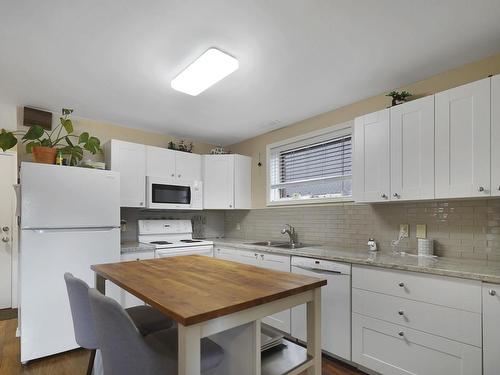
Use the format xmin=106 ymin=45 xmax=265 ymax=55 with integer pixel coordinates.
xmin=398 ymin=331 xmax=404 ymax=337
xmin=398 ymin=310 xmax=404 ymax=316
xmin=489 ymin=290 xmax=497 ymax=296
xmin=398 ymin=282 xmax=405 ymax=287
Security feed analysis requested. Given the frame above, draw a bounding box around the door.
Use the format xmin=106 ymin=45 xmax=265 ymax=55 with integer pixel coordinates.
xmin=353 ymin=109 xmax=390 ymax=202
xmin=20 ymin=227 xmax=120 ymax=362
xmin=483 ymin=283 xmax=500 ymax=375
xmin=146 ymin=146 xmax=176 ymax=179
xmin=0 ymin=153 xmax=16 ymax=308
xmin=175 ymin=152 xmax=201 ymax=181
xmin=435 ymin=78 xmax=491 ymax=198
xmin=114 ymin=141 xmax=146 ymax=207
xmin=390 ymin=95 xmax=435 ymax=201
xmin=20 ymin=163 xmax=120 ymax=229
xmin=203 ymin=155 xmax=235 ymax=209
xmin=291 ymin=267 xmax=351 ymax=360
xmin=258 ymin=252 xmax=291 ymax=333
xmin=492 ymin=75 xmax=500 ymax=197
xmin=234 ymin=155 xmax=252 ymax=209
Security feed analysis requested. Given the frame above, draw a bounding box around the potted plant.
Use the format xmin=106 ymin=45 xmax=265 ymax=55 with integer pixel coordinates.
xmin=0 ymin=108 xmax=101 ymax=165
xmin=386 ymin=90 xmax=412 ymax=106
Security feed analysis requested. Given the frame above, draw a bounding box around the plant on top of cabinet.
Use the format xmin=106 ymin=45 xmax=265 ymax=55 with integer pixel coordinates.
xmin=386 ymin=90 xmax=412 ymax=106
xmin=0 ymin=108 xmax=102 ymax=165
xmin=167 ymin=140 xmax=193 ymax=153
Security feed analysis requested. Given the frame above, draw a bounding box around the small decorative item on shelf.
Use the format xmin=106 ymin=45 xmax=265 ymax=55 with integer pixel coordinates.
xmin=210 ymin=145 xmax=228 ymax=154
xmin=167 ymin=140 xmax=193 ymax=153
xmin=0 ymin=108 xmax=102 ymax=165
xmin=386 ymin=90 xmax=412 ymax=106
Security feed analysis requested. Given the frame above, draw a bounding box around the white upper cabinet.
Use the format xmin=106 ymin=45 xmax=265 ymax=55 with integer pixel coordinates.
xmin=146 ymin=146 xmax=201 ymax=181
xmin=203 ymin=154 xmax=252 ymax=209
xmin=353 ymin=109 xmax=390 ymax=202
xmin=104 ymin=140 xmax=146 ymax=208
xmin=491 ymin=74 xmax=500 ymax=197
xmin=175 ymin=151 xmax=202 ymax=181
xmin=146 ymin=146 xmax=176 ymax=179
xmin=390 ymin=95 xmax=435 ymax=201
xmin=435 ymin=78 xmax=491 ymax=198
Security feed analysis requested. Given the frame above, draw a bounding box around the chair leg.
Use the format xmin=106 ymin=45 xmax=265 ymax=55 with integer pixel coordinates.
xmin=86 ymin=349 xmax=96 ymax=375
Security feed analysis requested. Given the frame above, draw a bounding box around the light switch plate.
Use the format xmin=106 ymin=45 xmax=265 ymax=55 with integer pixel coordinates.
xmin=399 ymin=224 xmax=409 ymax=239
xmin=416 ymin=224 xmax=427 ymax=239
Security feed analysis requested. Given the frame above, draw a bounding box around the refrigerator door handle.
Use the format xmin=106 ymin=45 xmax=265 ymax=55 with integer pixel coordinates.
xmin=25 ymin=226 xmax=120 ymax=233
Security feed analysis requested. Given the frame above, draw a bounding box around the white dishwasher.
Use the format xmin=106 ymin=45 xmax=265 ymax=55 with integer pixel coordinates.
xmin=291 ymin=256 xmax=351 ymax=361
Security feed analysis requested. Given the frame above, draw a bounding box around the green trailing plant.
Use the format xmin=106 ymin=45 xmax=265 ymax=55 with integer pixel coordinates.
xmin=386 ymin=90 xmax=412 ymax=106
xmin=0 ymin=108 xmax=102 ymax=165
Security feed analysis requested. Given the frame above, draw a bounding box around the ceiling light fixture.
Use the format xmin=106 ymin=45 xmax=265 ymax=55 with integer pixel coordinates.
xmin=171 ymin=48 xmax=239 ymax=96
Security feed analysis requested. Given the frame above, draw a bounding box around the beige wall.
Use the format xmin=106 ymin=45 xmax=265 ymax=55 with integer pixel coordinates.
xmin=228 ymin=53 xmax=500 ymax=208
xmin=15 ymin=109 xmax=216 ymax=162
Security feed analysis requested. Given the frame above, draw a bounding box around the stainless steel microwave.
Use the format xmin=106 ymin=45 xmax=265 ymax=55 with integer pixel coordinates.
xmin=146 ymin=176 xmax=203 ymax=210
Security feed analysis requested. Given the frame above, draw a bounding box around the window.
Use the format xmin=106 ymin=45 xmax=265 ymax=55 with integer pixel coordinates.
xmin=267 ymin=123 xmax=352 ymax=205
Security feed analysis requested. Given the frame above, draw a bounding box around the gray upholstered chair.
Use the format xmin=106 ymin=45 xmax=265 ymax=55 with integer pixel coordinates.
xmin=88 ymin=288 xmax=224 ymax=375
xmin=64 ymin=273 xmax=173 ymax=375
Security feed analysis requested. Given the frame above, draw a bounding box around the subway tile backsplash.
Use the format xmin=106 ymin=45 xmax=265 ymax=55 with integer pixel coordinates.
xmin=224 ymin=199 xmax=500 ymax=260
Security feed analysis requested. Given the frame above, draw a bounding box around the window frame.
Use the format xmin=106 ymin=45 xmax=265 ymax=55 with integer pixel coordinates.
xmin=266 ymin=121 xmax=354 ymax=207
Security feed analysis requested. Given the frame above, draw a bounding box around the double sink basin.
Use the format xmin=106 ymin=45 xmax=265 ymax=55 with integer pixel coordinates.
xmin=247 ymin=241 xmax=313 ymax=249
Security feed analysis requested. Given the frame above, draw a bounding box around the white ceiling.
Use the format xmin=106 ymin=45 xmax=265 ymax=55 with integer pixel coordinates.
xmin=1 ymin=1 xmax=500 ymax=145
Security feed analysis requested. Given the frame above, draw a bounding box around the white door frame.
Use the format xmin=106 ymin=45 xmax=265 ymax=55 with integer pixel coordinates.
xmin=0 ymin=151 xmax=18 ymax=309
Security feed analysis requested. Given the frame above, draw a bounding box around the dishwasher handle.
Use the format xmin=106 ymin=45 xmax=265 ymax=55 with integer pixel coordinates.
xmin=292 ymin=265 xmax=346 ymax=275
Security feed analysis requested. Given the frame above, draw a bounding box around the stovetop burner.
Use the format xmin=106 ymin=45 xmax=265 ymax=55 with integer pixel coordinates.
xmin=150 ymin=241 xmax=173 ymax=245
xmin=180 ymin=239 xmax=203 ymax=243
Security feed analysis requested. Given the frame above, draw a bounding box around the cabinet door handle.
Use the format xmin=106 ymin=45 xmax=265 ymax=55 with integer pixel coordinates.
xmin=171 ymin=174 xmax=175 ymax=177
xmin=478 ymin=186 xmax=485 ymax=192
xmin=398 ymin=331 xmax=404 ymax=337
xmin=497 ymin=186 xmax=500 ymax=191
xmin=398 ymin=282 xmax=405 ymax=287
xmin=1 ymin=237 xmax=9 ymax=243
xmin=178 ymin=174 xmax=181 ymax=178
xmin=489 ymin=289 xmax=497 ymax=296
xmin=393 ymin=193 xmax=400 ymax=198
xmin=398 ymin=310 xmax=404 ymax=316
xmin=229 ymin=204 xmax=233 ymax=208
xmin=139 ymin=202 xmax=143 ymax=206
xmin=381 ymin=193 xmax=387 ymax=199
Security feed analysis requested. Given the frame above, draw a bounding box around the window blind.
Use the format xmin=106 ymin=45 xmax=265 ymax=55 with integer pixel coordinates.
xmin=269 ymin=132 xmax=352 ymax=202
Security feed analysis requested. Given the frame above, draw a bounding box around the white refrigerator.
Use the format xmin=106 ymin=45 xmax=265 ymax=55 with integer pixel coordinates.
xmin=19 ymin=162 xmax=121 ymax=363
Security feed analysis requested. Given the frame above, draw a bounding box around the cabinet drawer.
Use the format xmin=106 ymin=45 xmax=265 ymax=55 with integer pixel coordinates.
xmin=352 ymin=313 xmax=482 ymax=375
xmin=352 ymin=265 xmax=481 ymax=312
xmin=352 ymin=288 xmax=481 ymax=347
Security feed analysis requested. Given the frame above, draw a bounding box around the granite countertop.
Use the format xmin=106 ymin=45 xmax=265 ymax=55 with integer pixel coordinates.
xmin=121 ymin=241 xmax=156 ymax=254
xmin=212 ymin=238 xmax=500 ymax=284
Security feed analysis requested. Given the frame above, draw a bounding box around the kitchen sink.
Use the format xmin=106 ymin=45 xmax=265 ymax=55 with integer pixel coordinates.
xmin=247 ymin=241 xmax=288 ymax=246
xmin=272 ymin=243 xmax=312 ymax=249
xmin=247 ymin=241 xmax=313 ymax=249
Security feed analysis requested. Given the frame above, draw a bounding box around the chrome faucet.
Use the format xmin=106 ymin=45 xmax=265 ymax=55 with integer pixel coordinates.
xmin=281 ymin=224 xmax=297 ymax=245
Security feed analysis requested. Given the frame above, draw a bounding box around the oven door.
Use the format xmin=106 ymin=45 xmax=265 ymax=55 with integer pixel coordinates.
xmin=146 ymin=177 xmax=192 ymax=209
xmin=155 ymin=245 xmax=214 ymax=258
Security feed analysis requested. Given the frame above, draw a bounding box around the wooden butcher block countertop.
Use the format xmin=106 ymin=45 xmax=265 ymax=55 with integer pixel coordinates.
xmin=92 ymin=255 xmax=326 ymax=326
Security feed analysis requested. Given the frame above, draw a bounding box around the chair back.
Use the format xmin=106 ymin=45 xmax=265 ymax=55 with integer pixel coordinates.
xmin=88 ymin=289 xmax=173 ymax=375
xmin=64 ymin=272 xmax=98 ymax=349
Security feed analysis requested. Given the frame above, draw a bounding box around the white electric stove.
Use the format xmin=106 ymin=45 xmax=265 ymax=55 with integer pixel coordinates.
xmin=138 ymin=219 xmax=214 ymax=258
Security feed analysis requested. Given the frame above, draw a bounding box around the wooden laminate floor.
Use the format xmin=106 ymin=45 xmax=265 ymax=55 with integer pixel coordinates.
xmin=0 ymin=318 xmax=365 ymax=375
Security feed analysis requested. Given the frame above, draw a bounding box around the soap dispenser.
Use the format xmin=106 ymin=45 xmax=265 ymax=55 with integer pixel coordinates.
xmin=367 ymin=238 xmax=378 ymax=252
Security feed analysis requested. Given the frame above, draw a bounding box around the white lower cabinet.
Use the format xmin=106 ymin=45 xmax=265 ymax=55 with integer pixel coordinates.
xmin=352 ymin=314 xmax=482 ymax=375
xmin=483 ymin=283 xmax=500 ymax=375
xmin=214 ymin=246 xmax=291 ymax=333
xmin=120 ymin=251 xmax=155 ymax=308
xmin=352 ymin=265 xmax=482 ymax=375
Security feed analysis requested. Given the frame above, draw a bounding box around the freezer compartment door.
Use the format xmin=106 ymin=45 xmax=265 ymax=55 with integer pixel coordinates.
xmin=20 ymin=163 xmax=120 ymax=229
xmin=19 ymin=227 xmax=120 ymax=362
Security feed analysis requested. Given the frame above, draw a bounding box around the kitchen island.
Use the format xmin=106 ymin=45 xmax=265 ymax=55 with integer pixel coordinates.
xmin=91 ymin=255 xmax=326 ymax=375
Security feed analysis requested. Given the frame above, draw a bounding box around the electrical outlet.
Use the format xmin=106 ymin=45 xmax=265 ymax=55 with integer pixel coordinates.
xmin=399 ymin=224 xmax=409 ymax=239
xmin=416 ymin=224 xmax=427 ymax=239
